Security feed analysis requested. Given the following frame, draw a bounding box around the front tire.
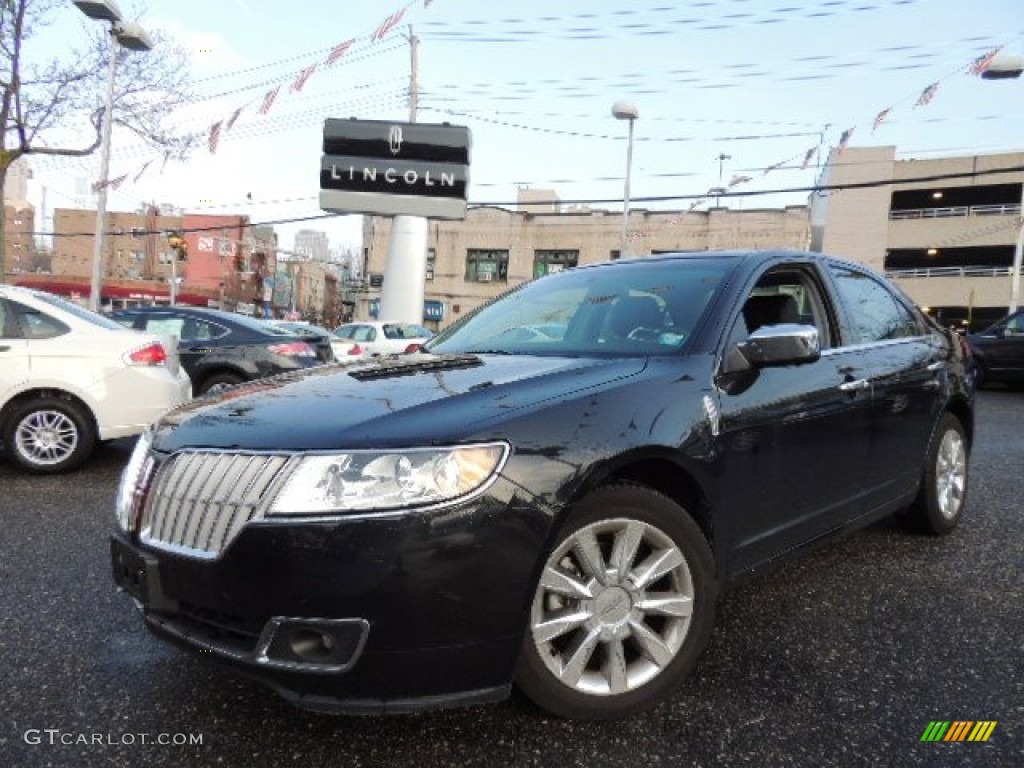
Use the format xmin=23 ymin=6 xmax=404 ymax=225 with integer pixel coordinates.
xmin=907 ymin=413 xmax=969 ymax=535
xmin=2 ymin=396 xmax=96 ymax=474
xmin=516 ymin=485 xmax=716 ymax=720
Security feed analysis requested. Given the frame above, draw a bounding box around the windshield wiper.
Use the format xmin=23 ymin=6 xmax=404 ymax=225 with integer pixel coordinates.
xmin=348 ymin=353 xmax=482 ymax=380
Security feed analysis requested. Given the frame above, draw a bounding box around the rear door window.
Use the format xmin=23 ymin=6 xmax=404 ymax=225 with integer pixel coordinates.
xmin=10 ymin=301 xmax=70 ymax=340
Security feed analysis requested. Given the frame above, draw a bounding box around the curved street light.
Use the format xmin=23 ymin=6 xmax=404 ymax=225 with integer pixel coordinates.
xmin=73 ymin=0 xmax=152 ymax=312
xmin=612 ymin=100 xmax=639 ymax=258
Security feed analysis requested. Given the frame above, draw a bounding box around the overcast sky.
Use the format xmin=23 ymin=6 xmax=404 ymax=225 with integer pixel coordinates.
xmin=29 ymin=0 xmax=1024 ymax=255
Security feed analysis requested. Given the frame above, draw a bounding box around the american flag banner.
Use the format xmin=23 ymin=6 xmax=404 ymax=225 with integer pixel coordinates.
xmin=373 ymin=7 xmax=407 ymax=41
xmin=800 ymin=146 xmax=817 ymax=170
xmin=208 ymin=121 xmax=223 ymax=154
xmin=728 ymin=174 xmax=753 ymax=188
xmin=762 ymin=159 xmax=787 ymax=176
xmin=225 ymin=107 xmax=244 ymax=132
xmin=836 ymin=127 xmax=854 ymax=154
xmin=258 ymin=85 xmax=281 ymax=115
xmin=968 ymin=47 xmax=1003 ymax=76
xmin=872 ymin=107 xmax=892 ymax=133
xmin=108 ymin=174 xmax=128 ymax=191
xmin=291 ymin=64 xmax=317 ymax=93
xmin=132 ymin=160 xmax=152 ymax=183
xmin=325 ymin=39 xmax=354 ymax=67
xmin=915 ymin=82 xmax=939 ymax=108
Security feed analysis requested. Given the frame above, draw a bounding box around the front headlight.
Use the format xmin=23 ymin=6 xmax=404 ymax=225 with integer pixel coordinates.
xmin=116 ymin=430 xmax=153 ymax=531
xmin=268 ymin=443 xmax=509 ymax=516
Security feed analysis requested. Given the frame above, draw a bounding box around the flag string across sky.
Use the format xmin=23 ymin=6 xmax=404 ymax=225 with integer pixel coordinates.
xmin=95 ymin=18 xmax=1007 ymax=214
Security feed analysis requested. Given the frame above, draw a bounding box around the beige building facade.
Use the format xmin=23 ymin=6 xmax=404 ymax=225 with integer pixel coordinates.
xmin=361 ymin=194 xmax=810 ymax=328
xmin=812 ymin=146 xmax=1024 ymax=328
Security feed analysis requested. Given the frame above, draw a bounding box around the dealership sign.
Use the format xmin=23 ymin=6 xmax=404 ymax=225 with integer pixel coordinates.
xmin=319 ymin=119 xmax=471 ymax=220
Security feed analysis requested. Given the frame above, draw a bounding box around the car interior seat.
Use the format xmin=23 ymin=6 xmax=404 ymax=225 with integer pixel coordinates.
xmin=606 ymin=295 xmax=665 ymax=340
xmin=742 ymin=293 xmax=800 ymax=334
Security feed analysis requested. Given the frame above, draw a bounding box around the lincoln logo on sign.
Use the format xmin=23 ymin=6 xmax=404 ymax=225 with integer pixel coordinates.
xmin=319 ymin=118 xmax=471 ymax=220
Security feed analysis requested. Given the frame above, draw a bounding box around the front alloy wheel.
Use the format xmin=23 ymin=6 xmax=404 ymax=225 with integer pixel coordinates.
xmin=3 ymin=396 xmax=95 ymax=474
xmin=516 ymin=485 xmax=715 ymax=719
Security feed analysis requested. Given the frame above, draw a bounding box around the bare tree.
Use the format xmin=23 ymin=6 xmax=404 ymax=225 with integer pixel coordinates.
xmin=0 ymin=0 xmax=195 ymax=282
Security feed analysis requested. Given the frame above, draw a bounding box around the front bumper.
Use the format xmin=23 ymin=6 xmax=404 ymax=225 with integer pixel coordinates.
xmin=110 ymin=481 xmax=549 ymax=712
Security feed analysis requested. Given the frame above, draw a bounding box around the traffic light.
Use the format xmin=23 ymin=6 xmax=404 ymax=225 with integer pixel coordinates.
xmin=166 ymin=231 xmax=188 ymax=261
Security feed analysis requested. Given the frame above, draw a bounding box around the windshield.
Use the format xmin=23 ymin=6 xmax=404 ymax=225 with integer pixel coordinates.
xmin=427 ymin=258 xmax=733 ymax=357
xmin=382 ymin=323 xmax=433 ymax=340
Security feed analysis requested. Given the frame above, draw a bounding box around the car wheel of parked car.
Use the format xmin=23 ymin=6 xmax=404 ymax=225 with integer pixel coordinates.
xmin=199 ymin=372 xmax=245 ymax=395
xmin=3 ymin=396 xmax=96 ymax=474
xmin=907 ymin=413 xmax=969 ymax=536
xmin=516 ymin=484 xmax=716 ymax=720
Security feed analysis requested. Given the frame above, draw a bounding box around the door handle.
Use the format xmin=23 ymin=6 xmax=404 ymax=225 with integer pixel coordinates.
xmin=926 ymin=361 xmax=944 ymax=372
xmin=0 ymin=345 xmax=10 ymax=352
xmin=838 ymin=378 xmax=870 ymax=393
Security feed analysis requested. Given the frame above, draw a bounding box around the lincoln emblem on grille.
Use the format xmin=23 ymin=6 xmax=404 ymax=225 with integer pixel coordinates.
xmin=389 ymin=125 xmax=403 ymax=156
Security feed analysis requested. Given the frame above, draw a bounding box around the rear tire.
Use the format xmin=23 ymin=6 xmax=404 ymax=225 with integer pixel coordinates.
xmin=906 ymin=413 xmax=969 ymax=535
xmin=515 ymin=485 xmax=716 ymax=720
xmin=198 ymin=372 xmax=245 ymax=395
xmin=2 ymin=396 xmax=96 ymax=474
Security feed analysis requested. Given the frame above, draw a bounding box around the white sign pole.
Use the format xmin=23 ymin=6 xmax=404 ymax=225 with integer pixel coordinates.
xmin=379 ymin=215 xmax=428 ymax=324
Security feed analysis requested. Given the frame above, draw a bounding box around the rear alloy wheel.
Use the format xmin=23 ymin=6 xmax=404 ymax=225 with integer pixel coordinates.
xmin=3 ymin=396 xmax=96 ymax=474
xmin=907 ymin=413 xmax=968 ymax=535
xmin=516 ymin=485 xmax=715 ymax=720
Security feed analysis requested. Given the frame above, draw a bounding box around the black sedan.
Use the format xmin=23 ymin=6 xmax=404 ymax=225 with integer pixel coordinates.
xmin=109 ymin=306 xmax=330 ymax=395
xmin=110 ymin=251 xmax=972 ymax=720
xmin=966 ymin=308 xmax=1024 ymax=388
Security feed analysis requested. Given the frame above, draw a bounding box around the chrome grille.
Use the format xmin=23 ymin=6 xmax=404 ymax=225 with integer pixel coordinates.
xmin=140 ymin=451 xmax=294 ymax=558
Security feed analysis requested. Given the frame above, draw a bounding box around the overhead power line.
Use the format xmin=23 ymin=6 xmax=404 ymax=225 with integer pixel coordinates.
xmin=36 ymin=164 xmax=1024 ymax=239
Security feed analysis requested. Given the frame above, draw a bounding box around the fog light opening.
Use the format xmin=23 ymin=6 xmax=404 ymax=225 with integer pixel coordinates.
xmin=287 ymin=628 xmax=336 ymax=662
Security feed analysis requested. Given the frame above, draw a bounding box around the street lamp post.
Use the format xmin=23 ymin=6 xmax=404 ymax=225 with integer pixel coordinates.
xmin=714 ymin=152 xmax=732 ymax=207
xmin=73 ymin=1 xmax=152 ymax=312
xmin=981 ymin=52 xmax=1024 ymax=312
xmin=612 ymin=100 xmax=638 ymax=257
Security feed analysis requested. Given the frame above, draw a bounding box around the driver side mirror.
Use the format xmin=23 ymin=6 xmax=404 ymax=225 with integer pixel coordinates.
xmin=722 ymin=323 xmax=821 ymax=374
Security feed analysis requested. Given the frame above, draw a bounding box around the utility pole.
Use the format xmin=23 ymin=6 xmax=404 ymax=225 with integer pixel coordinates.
xmin=409 ymin=28 xmax=419 ymax=124
xmin=379 ymin=26 xmax=429 ymax=325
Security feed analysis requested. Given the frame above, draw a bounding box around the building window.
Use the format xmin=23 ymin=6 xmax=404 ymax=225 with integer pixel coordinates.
xmin=610 ymin=250 xmax=621 ymax=261
xmin=426 ymin=248 xmax=436 ymax=281
xmin=533 ymin=249 xmax=579 ymax=278
xmin=132 ymin=251 xmax=145 ymax=262
xmin=466 ymin=249 xmax=509 ymax=283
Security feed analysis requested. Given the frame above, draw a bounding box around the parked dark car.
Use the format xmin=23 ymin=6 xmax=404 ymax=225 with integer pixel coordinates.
xmin=966 ymin=308 xmax=1024 ymax=388
xmin=111 ymin=251 xmax=973 ymax=720
xmin=109 ymin=306 xmax=330 ymax=395
xmin=264 ymin=320 xmax=339 ymax=363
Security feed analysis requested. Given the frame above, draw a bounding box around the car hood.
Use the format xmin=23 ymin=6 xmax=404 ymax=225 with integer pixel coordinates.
xmin=153 ymin=353 xmax=648 ymax=452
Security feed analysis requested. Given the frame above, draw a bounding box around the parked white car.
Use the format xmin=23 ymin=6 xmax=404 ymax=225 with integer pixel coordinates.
xmin=333 ymin=321 xmax=434 ymax=357
xmin=269 ymin=320 xmax=365 ymax=361
xmin=0 ymin=285 xmax=192 ymax=473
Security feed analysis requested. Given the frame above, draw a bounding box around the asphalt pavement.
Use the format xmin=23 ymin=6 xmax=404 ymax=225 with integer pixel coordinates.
xmin=1 ymin=390 xmax=1021 ymax=767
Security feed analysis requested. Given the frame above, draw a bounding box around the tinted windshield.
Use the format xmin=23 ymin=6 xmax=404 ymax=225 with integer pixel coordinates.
xmin=427 ymin=258 xmax=733 ymax=357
